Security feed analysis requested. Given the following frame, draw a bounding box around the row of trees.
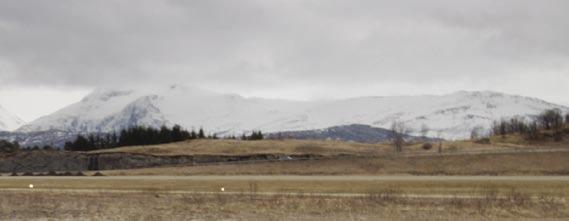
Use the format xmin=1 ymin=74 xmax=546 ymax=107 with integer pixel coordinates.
xmin=241 ymin=131 xmax=264 ymax=140
xmin=64 ymin=125 xmax=266 ymax=151
xmin=64 ymin=125 xmax=199 ymax=151
xmin=491 ymin=109 xmax=568 ymax=141
xmin=390 ymin=108 xmax=569 ymax=153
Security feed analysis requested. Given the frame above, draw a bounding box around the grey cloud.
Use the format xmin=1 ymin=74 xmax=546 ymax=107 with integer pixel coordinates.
xmin=0 ymin=0 xmax=567 ymax=100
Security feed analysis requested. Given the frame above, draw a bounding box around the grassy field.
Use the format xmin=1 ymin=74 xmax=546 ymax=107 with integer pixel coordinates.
xmin=95 ymin=151 xmax=569 ymax=176
xmin=0 ymin=176 xmax=568 ymax=220
xmin=82 ymin=135 xmax=569 ymax=177
xmin=1 ymin=190 xmax=568 ymax=220
xmin=4 ymin=137 xmax=569 ymax=220
xmin=1 ymin=176 xmax=569 ymax=195
xmin=90 ymin=139 xmax=390 ymax=156
xmin=89 ymin=138 xmax=549 ymax=157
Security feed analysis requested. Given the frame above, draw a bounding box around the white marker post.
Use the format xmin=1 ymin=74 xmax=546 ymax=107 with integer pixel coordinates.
xmin=221 ymin=187 xmax=225 ymax=192
xmin=29 ymin=184 xmax=34 ymax=189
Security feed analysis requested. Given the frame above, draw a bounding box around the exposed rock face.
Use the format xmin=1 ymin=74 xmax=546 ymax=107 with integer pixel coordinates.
xmin=0 ymin=151 xmax=322 ymax=172
xmin=86 ymin=153 xmax=318 ymax=170
xmin=0 ymin=151 xmax=87 ymax=172
xmin=87 ymin=153 xmax=194 ymax=171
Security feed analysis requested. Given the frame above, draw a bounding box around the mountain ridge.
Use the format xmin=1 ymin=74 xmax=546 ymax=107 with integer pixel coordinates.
xmin=14 ymin=85 xmax=569 ymax=143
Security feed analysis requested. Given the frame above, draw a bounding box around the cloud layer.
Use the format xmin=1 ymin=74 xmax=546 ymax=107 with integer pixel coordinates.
xmin=0 ymin=0 xmax=568 ymax=102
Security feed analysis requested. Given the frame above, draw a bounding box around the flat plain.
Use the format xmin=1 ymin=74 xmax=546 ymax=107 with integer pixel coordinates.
xmin=2 ymin=137 xmax=569 ymax=220
xmin=1 ymin=175 xmax=569 ymax=220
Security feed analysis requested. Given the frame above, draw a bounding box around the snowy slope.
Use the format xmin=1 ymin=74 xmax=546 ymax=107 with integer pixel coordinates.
xmin=0 ymin=105 xmax=24 ymax=131
xmin=16 ymin=85 xmax=569 ymax=140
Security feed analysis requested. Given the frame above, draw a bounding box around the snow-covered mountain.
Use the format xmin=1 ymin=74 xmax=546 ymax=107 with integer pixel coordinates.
xmin=15 ymin=85 xmax=569 ymax=141
xmin=0 ymin=105 xmax=24 ymax=131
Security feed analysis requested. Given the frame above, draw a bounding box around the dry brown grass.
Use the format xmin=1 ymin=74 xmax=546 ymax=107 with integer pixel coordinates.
xmin=89 ymin=137 xmax=554 ymax=157
xmin=84 ymin=137 xmax=569 ymax=177
xmin=1 ymin=176 xmax=569 ymax=197
xmin=90 ymin=139 xmax=391 ymax=156
xmin=101 ymin=151 xmax=569 ymax=176
xmin=0 ymin=188 xmax=567 ymax=220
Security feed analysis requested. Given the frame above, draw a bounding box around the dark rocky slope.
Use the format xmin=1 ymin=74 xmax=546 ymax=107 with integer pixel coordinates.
xmin=0 ymin=151 xmax=323 ymax=172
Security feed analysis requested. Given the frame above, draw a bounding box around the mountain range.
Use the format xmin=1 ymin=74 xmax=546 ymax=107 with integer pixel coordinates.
xmin=2 ymin=84 xmax=566 ymax=148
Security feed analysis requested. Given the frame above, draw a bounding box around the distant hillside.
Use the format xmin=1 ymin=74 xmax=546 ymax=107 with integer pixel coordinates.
xmin=267 ymin=124 xmax=434 ymax=143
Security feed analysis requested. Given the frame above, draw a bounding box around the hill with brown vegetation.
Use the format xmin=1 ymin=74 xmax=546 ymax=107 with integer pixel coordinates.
xmin=83 ymin=136 xmax=569 ymax=176
xmin=89 ymin=139 xmax=392 ymax=157
xmin=3 ymin=131 xmax=569 ymax=175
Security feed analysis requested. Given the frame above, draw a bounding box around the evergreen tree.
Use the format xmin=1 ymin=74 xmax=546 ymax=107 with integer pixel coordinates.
xmin=160 ymin=125 xmax=173 ymax=143
xmin=87 ymin=135 xmax=96 ymax=150
xmin=190 ymin=130 xmax=197 ymax=139
xmin=73 ymin=135 xmax=90 ymax=151
xmin=198 ymin=128 xmax=205 ymax=139
xmin=171 ymin=124 xmax=183 ymax=141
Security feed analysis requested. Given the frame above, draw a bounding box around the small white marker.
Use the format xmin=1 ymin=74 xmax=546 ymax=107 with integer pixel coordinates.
xmin=29 ymin=184 xmax=34 ymax=189
xmin=221 ymin=187 xmax=225 ymax=192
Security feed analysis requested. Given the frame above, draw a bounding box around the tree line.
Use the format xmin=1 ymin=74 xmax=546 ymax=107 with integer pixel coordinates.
xmin=491 ymin=109 xmax=569 ymax=141
xmin=64 ymin=125 xmax=265 ymax=151
xmin=65 ymin=125 xmax=203 ymax=151
xmin=241 ymin=130 xmax=264 ymax=141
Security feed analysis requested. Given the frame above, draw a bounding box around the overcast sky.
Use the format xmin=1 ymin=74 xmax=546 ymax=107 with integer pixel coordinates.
xmin=0 ymin=0 xmax=568 ymax=122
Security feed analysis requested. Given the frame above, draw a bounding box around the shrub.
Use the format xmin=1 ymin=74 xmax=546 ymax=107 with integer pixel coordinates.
xmin=448 ymin=145 xmax=458 ymax=152
xmin=474 ymin=138 xmax=491 ymax=144
xmin=422 ymin=143 xmax=433 ymax=150
xmin=62 ymin=171 xmax=73 ymax=176
xmin=93 ymin=171 xmax=105 ymax=176
xmin=47 ymin=171 xmax=58 ymax=176
xmin=22 ymin=172 xmax=34 ymax=176
xmin=10 ymin=172 xmax=18 ymax=176
xmin=75 ymin=171 xmax=86 ymax=176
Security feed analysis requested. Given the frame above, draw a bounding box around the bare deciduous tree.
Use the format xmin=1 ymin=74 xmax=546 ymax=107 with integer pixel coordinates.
xmin=391 ymin=121 xmax=408 ymax=152
xmin=539 ymin=109 xmax=563 ymax=131
xmin=470 ymin=126 xmax=483 ymax=140
xmin=420 ymin=124 xmax=429 ymax=139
